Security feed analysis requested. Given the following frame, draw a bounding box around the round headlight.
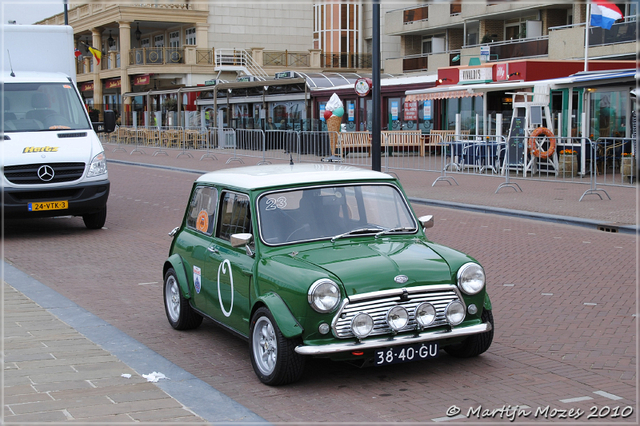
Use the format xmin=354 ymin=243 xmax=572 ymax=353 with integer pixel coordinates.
xmin=308 ymin=279 xmax=341 ymax=313
xmin=351 ymin=313 xmax=374 ymax=339
xmin=445 ymin=301 xmax=466 ymax=326
xmin=414 ymin=302 xmax=436 ymax=328
xmin=386 ymin=305 xmax=409 ymax=331
xmin=457 ymin=263 xmax=485 ymax=295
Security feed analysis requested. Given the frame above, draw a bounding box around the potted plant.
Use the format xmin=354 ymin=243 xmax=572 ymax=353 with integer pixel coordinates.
xmin=620 ymin=152 xmax=635 ymax=183
xmin=558 ymin=149 xmax=578 ymax=177
xmin=87 ymin=106 xmax=100 ymax=122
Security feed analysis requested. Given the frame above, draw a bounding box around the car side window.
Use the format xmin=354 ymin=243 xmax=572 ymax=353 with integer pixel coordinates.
xmin=217 ymin=191 xmax=252 ymax=241
xmin=186 ymin=186 xmax=218 ymax=235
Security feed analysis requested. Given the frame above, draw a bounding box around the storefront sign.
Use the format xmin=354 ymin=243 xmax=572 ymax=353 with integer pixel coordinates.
xmin=105 ymin=78 xmax=121 ymax=89
xmin=459 ymin=67 xmax=492 ymax=84
xmin=424 ymin=100 xmax=432 ymax=120
xmin=354 ymin=78 xmax=372 ymax=97
xmin=80 ymin=82 xmax=94 ymax=92
xmin=495 ymin=63 xmax=508 ymax=81
xmin=404 ymin=101 xmax=418 ymax=121
xmin=134 ymin=75 xmax=150 ymax=86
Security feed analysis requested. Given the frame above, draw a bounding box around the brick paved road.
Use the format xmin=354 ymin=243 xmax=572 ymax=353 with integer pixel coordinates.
xmin=3 ymin=161 xmax=635 ymax=423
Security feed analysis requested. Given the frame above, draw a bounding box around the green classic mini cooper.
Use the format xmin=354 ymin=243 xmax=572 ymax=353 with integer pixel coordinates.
xmin=163 ymin=164 xmax=493 ymax=385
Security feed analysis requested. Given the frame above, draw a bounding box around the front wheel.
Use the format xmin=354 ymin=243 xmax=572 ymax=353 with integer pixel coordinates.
xmin=444 ymin=308 xmax=494 ymax=358
xmin=163 ymin=268 xmax=203 ymax=330
xmin=249 ymin=307 xmax=305 ymax=386
xmin=83 ymin=205 xmax=107 ymax=229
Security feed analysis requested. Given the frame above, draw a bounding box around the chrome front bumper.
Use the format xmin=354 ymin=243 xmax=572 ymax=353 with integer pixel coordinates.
xmin=295 ymin=322 xmax=491 ymax=356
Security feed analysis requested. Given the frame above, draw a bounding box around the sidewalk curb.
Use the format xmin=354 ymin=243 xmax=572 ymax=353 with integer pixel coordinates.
xmin=409 ymin=197 xmax=639 ymax=235
xmin=3 ymin=261 xmax=268 ymax=424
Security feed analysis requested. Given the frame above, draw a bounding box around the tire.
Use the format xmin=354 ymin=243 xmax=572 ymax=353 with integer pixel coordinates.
xmin=83 ymin=205 xmax=107 ymax=229
xmin=249 ymin=306 xmax=305 ymax=386
xmin=444 ymin=308 xmax=494 ymax=358
xmin=163 ymin=268 xmax=203 ymax=330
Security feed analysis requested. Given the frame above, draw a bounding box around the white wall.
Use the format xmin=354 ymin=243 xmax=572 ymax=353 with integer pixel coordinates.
xmin=207 ymin=3 xmax=314 ymax=51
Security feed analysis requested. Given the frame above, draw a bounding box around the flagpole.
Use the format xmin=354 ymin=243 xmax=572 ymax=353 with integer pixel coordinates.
xmin=584 ymin=3 xmax=591 ymax=72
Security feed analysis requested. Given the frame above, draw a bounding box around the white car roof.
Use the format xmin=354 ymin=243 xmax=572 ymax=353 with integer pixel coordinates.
xmin=196 ymin=164 xmax=394 ymax=190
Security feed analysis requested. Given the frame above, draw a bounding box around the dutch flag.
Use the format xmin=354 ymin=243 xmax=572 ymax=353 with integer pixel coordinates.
xmin=590 ymin=0 xmax=623 ymax=30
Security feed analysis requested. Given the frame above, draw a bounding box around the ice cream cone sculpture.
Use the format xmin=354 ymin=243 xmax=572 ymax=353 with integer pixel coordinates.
xmin=324 ymin=93 xmax=344 ymax=156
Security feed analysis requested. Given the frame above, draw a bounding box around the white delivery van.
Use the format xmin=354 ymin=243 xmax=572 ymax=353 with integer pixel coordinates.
xmin=1 ymin=25 xmax=115 ymax=229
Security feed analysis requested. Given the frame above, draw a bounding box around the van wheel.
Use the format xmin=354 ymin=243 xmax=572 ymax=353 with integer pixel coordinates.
xmin=249 ymin=307 xmax=305 ymax=386
xmin=83 ymin=206 xmax=107 ymax=229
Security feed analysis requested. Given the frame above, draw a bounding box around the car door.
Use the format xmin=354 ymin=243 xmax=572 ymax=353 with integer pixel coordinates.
xmin=176 ymin=185 xmax=218 ymax=313
xmin=202 ymin=190 xmax=254 ymax=336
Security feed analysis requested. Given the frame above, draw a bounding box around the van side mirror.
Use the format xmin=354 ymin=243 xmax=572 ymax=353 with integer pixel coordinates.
xmin=418 ymin=215 xmax=434 ymax=230
xmin=92 ymin=110 xmax=116 ymax=133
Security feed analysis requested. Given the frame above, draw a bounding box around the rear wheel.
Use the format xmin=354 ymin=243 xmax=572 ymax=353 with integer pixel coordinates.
xmin=444 ymin=309 xmax=494 ymax=358
xmin=163 ymin=268 xmax=203 ymax=330
xmin=249 ymin=307 xmax=305 ymax=386
xmin=83 ymin=205 xmax=107 ymax=229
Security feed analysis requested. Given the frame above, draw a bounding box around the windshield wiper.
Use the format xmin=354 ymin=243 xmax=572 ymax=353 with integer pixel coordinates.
xmin=331 ymin=226 xmax=384 ymax=242
xmin=375 ymin=227 xmax=416 ymax=239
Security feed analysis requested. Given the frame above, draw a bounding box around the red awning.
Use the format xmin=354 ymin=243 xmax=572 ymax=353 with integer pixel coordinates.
xmin=405 ymin=90 xmax=482 ymax=102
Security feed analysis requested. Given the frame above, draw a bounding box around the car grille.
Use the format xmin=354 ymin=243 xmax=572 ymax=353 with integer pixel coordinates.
xmin=3 ymin=162 xmax=85 ymax=184
xmin=332 ymin=285 xmax=463 ymax=339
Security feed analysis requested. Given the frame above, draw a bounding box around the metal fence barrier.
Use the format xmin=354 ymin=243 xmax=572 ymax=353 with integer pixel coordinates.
xmin=110 ymin=127 xmax=636 ymax=201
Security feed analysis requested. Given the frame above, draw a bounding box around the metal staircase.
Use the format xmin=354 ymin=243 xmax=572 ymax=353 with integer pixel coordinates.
xmin=214 ymin=48 xmax=269 ymax=81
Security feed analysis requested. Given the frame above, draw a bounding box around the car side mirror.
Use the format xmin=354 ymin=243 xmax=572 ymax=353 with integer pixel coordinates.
xmin=418 ymin=215 xmax=434 ymax=230
xmin=231 ymin=233 xmax=254 ymax=256
xmin=93 ymin=110 xmax=116 ymax=133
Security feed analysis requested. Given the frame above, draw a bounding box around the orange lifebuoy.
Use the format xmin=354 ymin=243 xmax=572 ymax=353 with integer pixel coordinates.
xmin=528 ymin=127 xmax=556 ymax=159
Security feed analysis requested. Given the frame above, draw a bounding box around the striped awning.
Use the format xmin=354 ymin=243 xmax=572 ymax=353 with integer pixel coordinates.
xmin=405 ymin=90 xmax=483 ymax=102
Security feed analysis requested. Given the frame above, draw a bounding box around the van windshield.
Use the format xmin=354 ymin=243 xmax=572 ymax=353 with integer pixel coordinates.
xmin=3 ymin=82 xmax=92 ymax=132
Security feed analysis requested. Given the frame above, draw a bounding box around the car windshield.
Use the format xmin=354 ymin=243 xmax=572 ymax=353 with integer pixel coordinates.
xmin=258 ymin=184 xmax=417 ymax=245
xmin=3 ymin=82 xmax=92 ymax=132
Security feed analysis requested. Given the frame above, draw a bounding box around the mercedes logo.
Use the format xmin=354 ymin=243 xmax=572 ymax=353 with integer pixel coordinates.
xmin=37 ymin=165 xmax=55 ymax=182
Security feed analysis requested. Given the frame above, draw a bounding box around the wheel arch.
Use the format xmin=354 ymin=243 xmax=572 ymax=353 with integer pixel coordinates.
xmin=253 ymin=292 xmax=304 ymax=339
xmin=164 ymin=254 xmax=192 ymax=299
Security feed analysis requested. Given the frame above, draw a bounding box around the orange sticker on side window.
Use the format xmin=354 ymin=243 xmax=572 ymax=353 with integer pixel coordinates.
xmin=63 ymin=85 xmax=72 ymax=89
xmin=196 ymin=210 xmax=209 ymax=233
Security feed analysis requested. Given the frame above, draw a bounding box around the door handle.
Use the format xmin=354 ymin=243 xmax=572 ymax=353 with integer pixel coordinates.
xmin=207 ymin=246 xmax=219 ymax=254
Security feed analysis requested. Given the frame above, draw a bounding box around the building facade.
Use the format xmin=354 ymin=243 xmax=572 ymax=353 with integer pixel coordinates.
xmin=384 ymin=2 xmax=637 ymax=74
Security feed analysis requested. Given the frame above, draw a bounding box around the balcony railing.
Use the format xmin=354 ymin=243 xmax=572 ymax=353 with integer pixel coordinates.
xmin=129 ymin=47 xmax=185 ymax=66
xmin=403 ymin=5 xmax=428 ymax=23
xmin=488 ymin=37 xmax=548 ymax=61
xmin=320 ymin=53 xmax=372 ymax=69
xmin=264 ymin=51 xmax=310 ymax=68
xmin=403 ymin=54 xmax=428 ymax=72
xmin=588 ymin=20 xmax=636 ymax=47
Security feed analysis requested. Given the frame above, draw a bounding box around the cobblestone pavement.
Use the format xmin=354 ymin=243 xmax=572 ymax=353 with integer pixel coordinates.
xmin=4 ymin=282 xmax=208 ymax=423
xmin=3 ymin=143 xmax=636 ymax=423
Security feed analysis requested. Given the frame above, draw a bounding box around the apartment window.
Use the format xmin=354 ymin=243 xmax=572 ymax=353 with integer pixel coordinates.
xmin=422 ymin=38 xmax=431 ymax=54
xmin=154 ymin=35 xmax=164 ymax=47
xmin=186 ymin=27 xmax=196 ymax=45
xmin=169 ymin=31 xmax=180 ymax=48
xmin=141 ymin=38 xmax=150 ymax=48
